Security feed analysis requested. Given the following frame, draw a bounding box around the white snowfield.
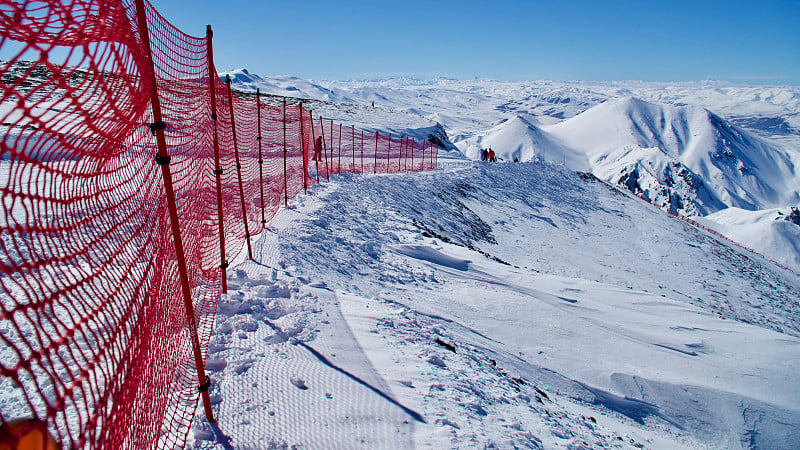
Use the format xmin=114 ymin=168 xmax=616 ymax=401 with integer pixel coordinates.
xmin=191 ymin=161 xmax=800 ymax=449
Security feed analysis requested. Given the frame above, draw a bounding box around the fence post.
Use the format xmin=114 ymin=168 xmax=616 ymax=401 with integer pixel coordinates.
xmin=201 ymin=27 xmax=229 ymax=294
xmin=387 ymin=133 xmax=391 ymax=172
xmin=403 ymin=137 xmax=407 ymax=172
xmin=299 ymin=103 xmax=307 ymax=195
xmin=399 ymin=136 xmax=404 ymax=172
xmin=319 ymin=117 xmax=330 ymax=181
xmin=134 ymin=0 xmax=215 ymax=423
xmin=329 ymin=119 xmax=334 ymax=175
xmin=351 ymin=125 xmax=355 ymax=172
xmin=225 ymin=75 xmax=253 ymax=260
xmin=426 ymin=141 xmax=430 ymax=169
xmin=361 ymin=130 xmax=364 ymax=173
xmin=282 ymin=97 xmax=288 ymax=207
xmin=434 ymin=139 xmax=438 ymax=167
xmin=256 ymin=89 xmax=265 ymax=227
xmin=309 ymin=110 xmax=319 ymax=182
xmin=411 ymin=137 xmax=415 ymax=171
xmin=338 ymin=123 xmax=342 ymax=173
xmin=404 ymin=137 xmax=408 ymax=171
xmin=374 ymin=131 xmax=378 ymax=174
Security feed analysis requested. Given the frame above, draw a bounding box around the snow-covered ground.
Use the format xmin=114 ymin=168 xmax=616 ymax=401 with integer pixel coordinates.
xmin=191 ymin=160 xmax=800 ymax=449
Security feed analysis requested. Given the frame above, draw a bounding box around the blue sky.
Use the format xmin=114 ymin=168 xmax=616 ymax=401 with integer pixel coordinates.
xmin=152 ymin=0 xmax=800 ymax=84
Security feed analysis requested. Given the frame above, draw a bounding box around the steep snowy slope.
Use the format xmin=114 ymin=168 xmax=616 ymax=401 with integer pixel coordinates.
xmin=192 ymin=161 xmax=800 ymax=449
xmin=547 ymin=97 xmax=800 ymax=214
xmin=696 ymin=207 xmax=800 ymax=272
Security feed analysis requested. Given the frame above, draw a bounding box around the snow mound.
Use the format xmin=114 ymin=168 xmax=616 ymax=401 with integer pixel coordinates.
xmin=460 ymin=115 xmax=587 ymax=168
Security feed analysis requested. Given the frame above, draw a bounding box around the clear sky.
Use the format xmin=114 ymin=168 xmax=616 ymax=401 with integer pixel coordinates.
xmin=151 ymin=0 xmax=800 ymax=85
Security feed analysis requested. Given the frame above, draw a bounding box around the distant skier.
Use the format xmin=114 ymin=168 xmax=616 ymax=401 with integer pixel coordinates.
xmin=480 ymin=148 xmax=488 ymax=161
xmin=488 ymin=148 xmax=496 ymax=162
xmin=313 ymin=136 xmax=323 ymax=162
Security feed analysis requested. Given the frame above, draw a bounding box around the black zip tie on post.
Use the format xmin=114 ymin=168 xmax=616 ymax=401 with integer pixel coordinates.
xmin=198 ymin=375 xmax=211 ymax=393
xmin=211 ymin=113 xmax=217 ymax=122
xmin=150 ymin=120 xmax=166 ymax=136
xmin=155 ymin=154 xmax=171 ymax=166
xmin=213 ymin=168 xmax=223 ymax=175
xmin=219 ymin=261 xmax=229 ymax=269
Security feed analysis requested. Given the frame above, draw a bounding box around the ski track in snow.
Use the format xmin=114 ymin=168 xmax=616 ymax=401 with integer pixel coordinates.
xmin=191 ymin=161 xmax=800 ymax=449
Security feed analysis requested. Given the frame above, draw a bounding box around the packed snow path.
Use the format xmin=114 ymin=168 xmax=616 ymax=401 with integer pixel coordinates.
xmin=191 ymin=160 xmax=800 ymax=449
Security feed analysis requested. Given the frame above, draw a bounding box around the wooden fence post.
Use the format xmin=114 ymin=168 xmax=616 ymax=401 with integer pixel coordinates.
xmin=134 ymin=0 xmax=215 ymax=422
xmin=225 ymin=75 xmax=252 ymax=260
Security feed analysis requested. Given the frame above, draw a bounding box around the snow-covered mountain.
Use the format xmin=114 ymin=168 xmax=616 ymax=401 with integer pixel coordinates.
xmin=466 ymin=97 xmax=800 ymax=216
xmin=224 ymin=71 xmax=800 ymax=270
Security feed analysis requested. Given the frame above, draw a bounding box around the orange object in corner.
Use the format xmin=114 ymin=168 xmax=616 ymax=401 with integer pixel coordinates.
xmin=0 ymin=419 xmax=59 ymax=450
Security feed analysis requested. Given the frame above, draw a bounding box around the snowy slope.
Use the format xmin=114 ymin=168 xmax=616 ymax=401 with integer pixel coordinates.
xmin=696 ymin=207 xmax=800 ymax=272
xmin=191 ymin=161 xmax=800 ymax=449
xmin=452 ymin=96 xmax=800 ymax=218
xmin=220 ymin=69 xmax=459 ymax=153
xmin=546 ymin=97 xmax=800 ymax=214
xmin=459 ymin=115 xmax=587 ymax=169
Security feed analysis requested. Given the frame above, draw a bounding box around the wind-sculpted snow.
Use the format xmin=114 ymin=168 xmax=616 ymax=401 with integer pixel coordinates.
xmin=194 ymin=160 xmax=800 ymax=449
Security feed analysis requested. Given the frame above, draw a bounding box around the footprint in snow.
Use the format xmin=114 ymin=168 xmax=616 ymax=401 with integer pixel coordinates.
xmin=427 ymin=355 xmax=447 ymax=369
xmin=291 ymin=377 xmax=308 ymax=390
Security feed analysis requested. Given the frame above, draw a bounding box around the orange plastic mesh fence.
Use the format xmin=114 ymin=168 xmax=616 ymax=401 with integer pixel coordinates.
xmin=0 ymin=1 xmax=437 ymax=448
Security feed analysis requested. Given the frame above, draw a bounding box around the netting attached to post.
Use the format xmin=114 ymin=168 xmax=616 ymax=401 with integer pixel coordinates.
xmin=0 ymin=0 xmax=438 ymax=448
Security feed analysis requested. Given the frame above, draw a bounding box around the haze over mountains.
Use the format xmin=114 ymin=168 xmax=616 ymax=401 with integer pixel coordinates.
xmin=221 ymin=69 xmax=800 ymax=271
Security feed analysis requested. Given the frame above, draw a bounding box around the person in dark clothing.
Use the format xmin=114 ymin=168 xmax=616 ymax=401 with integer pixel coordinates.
xmin=480 ymin=148 xmax=488 ymax=161
xmin=313 ymin=136 xmax=323 ymax=162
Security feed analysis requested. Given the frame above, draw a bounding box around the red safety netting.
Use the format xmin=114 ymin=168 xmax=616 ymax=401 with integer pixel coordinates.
xmin=0 ymin=0 xmax=437 ymax=448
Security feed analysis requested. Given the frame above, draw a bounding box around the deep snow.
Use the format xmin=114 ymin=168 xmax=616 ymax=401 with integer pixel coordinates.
xmin=191 ymin=160 xmax=800 ymax=449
